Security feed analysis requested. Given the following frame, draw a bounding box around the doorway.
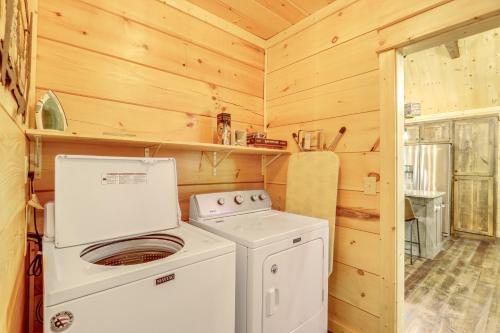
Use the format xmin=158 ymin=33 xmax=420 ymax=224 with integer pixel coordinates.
xmin=397 ymin=26 xmax=500 ymax=332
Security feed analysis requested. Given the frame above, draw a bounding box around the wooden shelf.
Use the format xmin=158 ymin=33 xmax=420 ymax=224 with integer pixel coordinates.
xmin=25 ymin=129 xmax=289 ymax=178
xmin=25 ymin=129 xmax=289 ymax=155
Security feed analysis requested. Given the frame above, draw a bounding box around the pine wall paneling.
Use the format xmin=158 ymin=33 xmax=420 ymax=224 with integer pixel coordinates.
xmin=35 ymin=38 xmax=262 ymax=134
xmin=329 ymin=296 xmax=379 ymax=333
xmin=404 ymin=27 xmax=500 ymax=115
xmin=33 ymin=0 xmax=266 ymax=225
xmin=38 ymin=0 xmax=263 ymax=97
xmin=1 ymin=0 xmax=36 ymax=330
xmin=0 ymin=96 xmax=28 ymax=333
xmin=377 ymin=0 xmax=500 ymax=52
xmin=81 ymin=0 xmax=265 ymax=69
xmin=264 ymin=0 xmax=500 ymax=331
xmin=266 ymin=0 xmax=451 ymax=72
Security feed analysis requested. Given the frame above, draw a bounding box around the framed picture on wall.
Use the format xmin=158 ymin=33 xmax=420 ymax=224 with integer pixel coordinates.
xmin=0 ymin=0 xmax=32 ymax=121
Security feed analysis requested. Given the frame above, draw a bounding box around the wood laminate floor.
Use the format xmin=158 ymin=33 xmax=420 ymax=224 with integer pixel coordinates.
xmin=404 ymin=237 xmax=500 ymax=333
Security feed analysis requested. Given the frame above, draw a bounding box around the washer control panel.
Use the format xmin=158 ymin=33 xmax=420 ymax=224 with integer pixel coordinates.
xmin=189 ymin=190 xmax=272 ymax=219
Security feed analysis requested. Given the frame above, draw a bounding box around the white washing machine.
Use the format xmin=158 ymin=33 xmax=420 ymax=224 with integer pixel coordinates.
xmin=189 ymin=190 xmax=329 ymax=333
xmin=43 ymin=155 xmax=236 ymax=333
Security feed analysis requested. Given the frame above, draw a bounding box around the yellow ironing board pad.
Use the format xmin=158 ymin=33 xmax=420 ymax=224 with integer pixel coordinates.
xmin=285 ymin=152 xmax=339 ymax=275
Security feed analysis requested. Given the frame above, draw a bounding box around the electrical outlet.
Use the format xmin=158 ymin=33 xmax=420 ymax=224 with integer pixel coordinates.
xmin=364 ymin=176 xmax=377 ymax=195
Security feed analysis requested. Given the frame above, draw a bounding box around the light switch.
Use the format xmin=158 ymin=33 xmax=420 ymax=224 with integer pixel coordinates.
xmin=364 ymin=176 xmax=377 ymax=195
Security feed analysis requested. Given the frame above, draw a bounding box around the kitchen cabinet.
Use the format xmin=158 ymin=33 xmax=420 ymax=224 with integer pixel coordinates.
xmin=405 ymin=125 xmax=420 ymax=144
xmin=405 ymin=192 xmax=444 ymax=259
xmin=454 ymin=177 xmax=494 ymax=236
xmin=420 ymin=121 xmax=452 ymax=143
xmin=454 ymin=117 xmax=496 ymax=176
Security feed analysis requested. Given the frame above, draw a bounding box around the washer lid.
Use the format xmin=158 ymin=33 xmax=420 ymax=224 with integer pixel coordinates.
xmin=191 ymin=210 xmax=327 ymax=248
xmin=55 ymin=155 xmax=180 ymax=248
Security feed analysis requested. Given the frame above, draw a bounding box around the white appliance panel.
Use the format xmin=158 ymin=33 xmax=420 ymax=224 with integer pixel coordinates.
xmin=45 ymin=253 xmax=235 ymax=333
xmin=189 ymin=190 xmax=271 ymax=219
xmin=55 ymin=155 xmax=180 ymax=247
xmin=262 ymin=239 xmax=324 ymax=333
xmin=245 ymin=228 xmax=328 ymax=333
xmin=191 ymin=210 xmax=326 ymax=249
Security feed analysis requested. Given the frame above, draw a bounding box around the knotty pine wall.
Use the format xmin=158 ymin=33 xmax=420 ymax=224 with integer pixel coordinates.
xmin=0 ymin=88 xmax=28 ymax=333
xmin=1 ymin=0 xmax=35 ymax=329
xmin=33 ymin=0 xmax=265 ymax=220
xmin=405 ymin=27 xmax=500 ymax=115
xmin=264 ymin=0 xmax=500 ymax=332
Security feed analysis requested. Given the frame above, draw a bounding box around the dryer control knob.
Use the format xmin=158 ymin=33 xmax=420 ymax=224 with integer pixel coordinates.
xmin=234 ymin=195 xmax=244 ymax=204
xmin=251 ymin=195 xmax=258 ymax=201
xmin=217 ymin=198 xmax=225 ymax=205
xmin=259 ymin=194 xmax=267 ymax=200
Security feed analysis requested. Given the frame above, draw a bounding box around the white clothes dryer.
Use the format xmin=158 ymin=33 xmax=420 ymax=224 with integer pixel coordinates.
xmin=190 ymin=190 xmax=328 ymax=333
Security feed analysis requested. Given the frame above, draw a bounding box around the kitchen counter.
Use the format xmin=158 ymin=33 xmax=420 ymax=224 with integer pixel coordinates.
xmin=405 ymin=190 xmax=445 ymax=199
xmin=405 ymin=193 xmax=444 ymax=259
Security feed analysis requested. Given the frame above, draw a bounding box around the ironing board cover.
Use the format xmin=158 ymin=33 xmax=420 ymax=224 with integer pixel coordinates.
xmin=285 ymin=152 xmax=339 ymax=275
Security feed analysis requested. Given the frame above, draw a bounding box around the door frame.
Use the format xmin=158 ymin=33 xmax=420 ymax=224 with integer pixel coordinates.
xmin=378 ymin=13 xmax=500 ymax=333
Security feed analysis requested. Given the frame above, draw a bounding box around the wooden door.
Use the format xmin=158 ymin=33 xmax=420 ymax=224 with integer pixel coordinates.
xmin=454 ymin=117 xmax=496 ymax=176
xmin=453 ymin=177 xmax=494 ymax=236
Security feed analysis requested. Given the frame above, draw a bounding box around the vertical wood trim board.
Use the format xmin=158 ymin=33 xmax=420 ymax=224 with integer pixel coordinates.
xmin=264 ymin=0 xmax=500 ymax=332
xmin=0 ymin=106 xmax=28 ymax=333
xmin=378 ymin=49 xmax=405 ymax=333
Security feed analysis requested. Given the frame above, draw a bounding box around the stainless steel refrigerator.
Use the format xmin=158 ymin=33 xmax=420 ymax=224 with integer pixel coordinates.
xmin=404 ymin=144 xmax=452 ymax=236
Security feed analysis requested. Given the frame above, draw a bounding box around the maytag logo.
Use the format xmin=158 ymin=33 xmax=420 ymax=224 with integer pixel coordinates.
xmin=156 ymin=273 xmax=175 ymax=286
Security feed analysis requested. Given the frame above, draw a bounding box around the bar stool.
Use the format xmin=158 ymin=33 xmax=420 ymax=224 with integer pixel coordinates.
xmin=405 ymin=198 xmax=421 ymax=264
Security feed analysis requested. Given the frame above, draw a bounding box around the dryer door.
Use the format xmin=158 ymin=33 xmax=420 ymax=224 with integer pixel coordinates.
xmin=262 ymin=238 xmax=325 ymax=333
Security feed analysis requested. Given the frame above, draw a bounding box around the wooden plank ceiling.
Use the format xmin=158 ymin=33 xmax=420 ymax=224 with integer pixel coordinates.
xmin=186 ymin=0 xmax=335 ymax=39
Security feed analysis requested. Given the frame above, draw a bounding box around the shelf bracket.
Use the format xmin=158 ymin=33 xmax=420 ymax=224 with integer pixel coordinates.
xmin=33 ymin=135 xmax=42 ymax=179
xmin=202 ymin=150 xmax=233 ymax=176
xmin=144 ymin=144 xmax=163 ymax=157
xmin=261 ymin=153 xmax=284 ymax=176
